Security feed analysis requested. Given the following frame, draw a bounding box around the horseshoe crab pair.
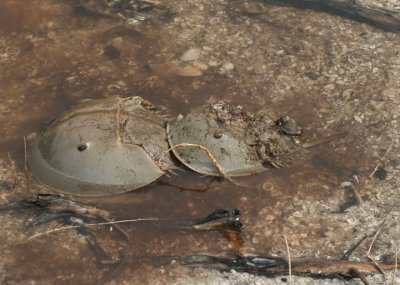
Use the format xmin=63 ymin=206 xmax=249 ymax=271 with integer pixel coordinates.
xmin=29 ymin=96 xmax=304 ymax=197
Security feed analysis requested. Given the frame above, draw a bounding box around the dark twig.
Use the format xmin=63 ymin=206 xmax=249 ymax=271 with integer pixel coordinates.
xmin=349 ymin=268 xmax=370 ymax=285
xmin=342 ymin=235 xmax=369 ymax=260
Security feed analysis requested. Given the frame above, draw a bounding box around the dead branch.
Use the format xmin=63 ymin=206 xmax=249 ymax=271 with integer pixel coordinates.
xmin=279 ymin=259 xmax=398 ymax=277
xmin=179 ymin=254 xmax=400 ymax=279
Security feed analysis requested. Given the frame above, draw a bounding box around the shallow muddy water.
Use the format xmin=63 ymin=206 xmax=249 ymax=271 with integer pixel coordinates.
xmin=1 ymin=0 xmax=399 ymax=284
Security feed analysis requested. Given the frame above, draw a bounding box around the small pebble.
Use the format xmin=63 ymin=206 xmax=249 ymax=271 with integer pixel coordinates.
xmin=340 ymin=181 xmax=353 ymax=188
xmin=354 ymin=115 xmax=363 ymax=123
xmin=218 ymin=62 xmax=234 ymax=74
xmin=239 ymin=196 xmax=248 ymax=202
xmin=222 ymin=62 xmax=234 ymax=70
xmin=180 ymin=48 xmax=201 ymax=61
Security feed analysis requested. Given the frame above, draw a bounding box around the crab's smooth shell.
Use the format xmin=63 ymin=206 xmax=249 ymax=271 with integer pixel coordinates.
xmin=166 ymin=106 xmax=267 ymax=177
xmin=29 ymin=97 xmax=166 ymax=197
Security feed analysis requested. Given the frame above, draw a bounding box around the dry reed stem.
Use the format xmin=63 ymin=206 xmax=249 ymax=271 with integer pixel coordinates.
xmin=284 ymin=234 xmax=292 ymax=285
xmin=26 ymin=217 xmax=159 ymax=241
xmin=160 ymin=143 xmax=239 ymax=185
xmin=7 ymin=152 xmax=17 ymax=191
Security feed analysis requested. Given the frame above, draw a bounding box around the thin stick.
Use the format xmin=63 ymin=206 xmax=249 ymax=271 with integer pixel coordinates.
xmin=392 ymin=243 xmax=398 ymax=285
xmin=26 ymin=218 xmax=159 ymax=241
xmin=23 ymin=136 xmax=28 ymax=188
xmin=160 ymin=143 xmax=238 ymax=185
xmin=368 ymin=142 xmax=393 ymax=179
xmin=367 ymin=219 xmax=387 ymax=276
xmin=7 ymin=153 xmax=17 ymax=191
xmin=367 ymin=220 xmax=385 ymax=256
xmin=284 ymin=235 xmax=292 ymax=285
xmin=342 ymin=235 xmax=369 ymax=260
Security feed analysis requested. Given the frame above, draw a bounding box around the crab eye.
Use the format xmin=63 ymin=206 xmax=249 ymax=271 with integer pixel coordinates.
xmin=214 ymin=131 xmax=223 ymax=139
xmin=77 ymin=143 xmax=88 ymax=152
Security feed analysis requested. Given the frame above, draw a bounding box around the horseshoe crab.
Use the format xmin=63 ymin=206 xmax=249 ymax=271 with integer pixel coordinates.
xmin=166 ymin=102 xmax=304 ymax=177
xmin=29 ymin=96 xmax=173 ymax=197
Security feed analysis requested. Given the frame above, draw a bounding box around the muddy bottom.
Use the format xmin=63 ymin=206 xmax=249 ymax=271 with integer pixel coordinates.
xmin=1 ymin=0 xmax=399 ymax=284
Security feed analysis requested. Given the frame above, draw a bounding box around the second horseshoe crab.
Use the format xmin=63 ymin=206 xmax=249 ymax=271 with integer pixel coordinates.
xmin=166 ymin=102 xmax=304 ymax=177
xmin=29 ymin=96 xmax=174 ymax=197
